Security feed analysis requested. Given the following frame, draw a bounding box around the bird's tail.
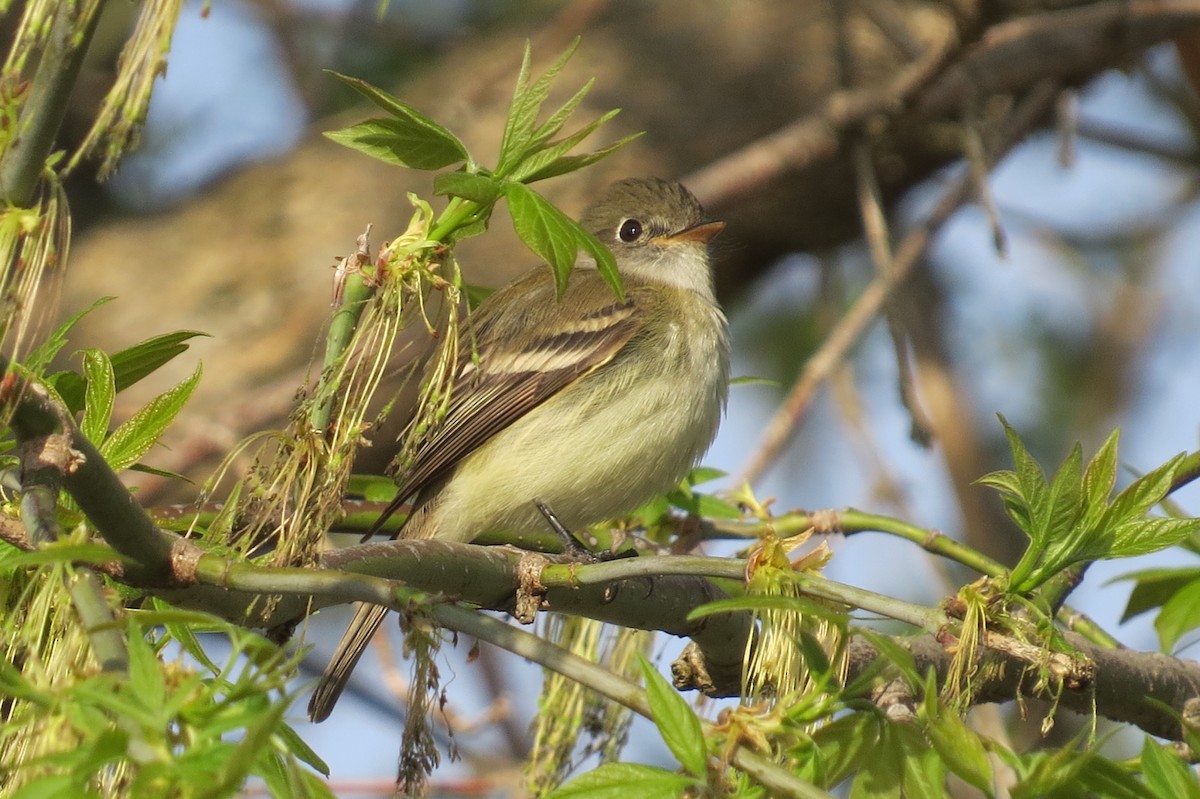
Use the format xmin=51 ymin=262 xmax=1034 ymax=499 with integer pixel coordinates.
xmin=307 ymin=602 xmax=390 ymax=722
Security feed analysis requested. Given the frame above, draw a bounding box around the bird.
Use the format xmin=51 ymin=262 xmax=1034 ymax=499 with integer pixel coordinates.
xmin=308 ymin=176 xmax=730 ymax=722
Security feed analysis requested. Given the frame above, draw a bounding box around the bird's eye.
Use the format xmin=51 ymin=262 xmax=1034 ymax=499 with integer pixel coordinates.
xmin=618 ymin=218 xmax=643 ymax=242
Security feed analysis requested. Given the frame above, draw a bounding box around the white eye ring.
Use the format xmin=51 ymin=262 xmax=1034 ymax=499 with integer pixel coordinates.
xmin=618 ymin=218 xmax=643 ymax=242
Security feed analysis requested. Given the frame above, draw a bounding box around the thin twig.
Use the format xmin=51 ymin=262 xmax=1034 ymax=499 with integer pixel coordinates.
xmin=735 ymin=80 xmax=1059 ymax=486
xmin=682 ymin=32 xmax=955 ymax=206
xmin=852 ymin=140 xmax=934 ymax=445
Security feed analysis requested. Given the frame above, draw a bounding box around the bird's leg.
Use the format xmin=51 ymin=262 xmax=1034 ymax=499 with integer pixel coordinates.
xmin=533 ymin=500 xmax=595 ymax=560
xmin=533 ymin=500 xmax=635 ymax=562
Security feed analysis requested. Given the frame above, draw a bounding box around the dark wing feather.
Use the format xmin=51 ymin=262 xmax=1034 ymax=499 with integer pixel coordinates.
xmin=364 ymin=270 xmax=643 ymax=538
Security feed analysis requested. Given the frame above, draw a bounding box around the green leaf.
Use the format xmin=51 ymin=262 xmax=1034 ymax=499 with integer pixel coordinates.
xmin=894 ymin=721 xmax=947 ymax=799
xmin=545 ymin=762 xmax=697 ymax=799
xmin=849 ymin=720 xmax=905 ymax=799
xmin=2 ymin=543 xmax=121 ymax=568
xmin=125 ymin=619 xmax=166 ymax=713
xmin=637 ymin=654 xmax=708 ymax=778
xmin=521 ymin=132 xmax=643 ymax=184
xmin=1154 ymin=579 xmax=1200 ymax=652
xmin=433 ymin=172 xmax=505 ymax=205
xmin=10 ymin=775 xmax=87 ymax=799
xmin=577 ymin=225 xmax=622 ymax=298
xmin=80 ymin=349 xmax=115 ymax=444
xmin=527 ymin=77 xmax=596 ymax=152
xmin=127 ymin=462 xmax=190 ymax=482
xmin=1141 ymin=738 xmax=1200 ymax=799
xmin=1083 ymin=767 xmax=1158 ymax=799
xmin=275 ymin=721 xmax=331 ymax=777
xmin=974 ymin=470 xmax=1022 ymax=499
xmin=665 ymin=468 xmax=740 ymax=518
xmin=803 ymin=712 xmax=880 ymax=789
xmin=922 ymin=681 xmax=993 ymax=795
xmin=325 ymin=117 xmax=467 ymax=171
xmin=110 ymin=330 xmax=208 ymax=393
xmin=1108 ymin=518 xmax=1200 ymax=559
xmin=505 ymin=182 xmax=623 ymax=298
xmin=325 ymin=71 xmax=467 ymax=168
xmin=1112 ymin=567 xmax=1200 ymax=622
xmin=55 ymin=330 xmax=207 ymax=413
xmin=997 ymin=415 xmax=1049 ymax=530
xmin=1080 ymin=428 xmax=1120 ymax=528
xmin=1102 ymin=453 xmax=1186 ymax=531
xmin=21 ymin=296 xmax=114 ymax=376
xmin=685 ymin=466 xmax=726 ymax=485
xmin=1042 ymin=442 xmax=1083 ymax=545
xmin=666 ymin=488 xmax=743 ymax=519
xmin=145 ymin=598 xmax=222 ymax=674
xmin=844 ymin=629 xmax=920 ymax=697
xmin=688 ymin=594 xmax=848 ymax=626
xmin=498 ymin=39 xmax=580 ymax=176
xmin=100 ymin=362 xmax=201 ymax=471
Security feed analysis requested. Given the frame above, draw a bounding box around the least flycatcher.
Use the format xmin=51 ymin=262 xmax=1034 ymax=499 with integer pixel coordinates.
xmin=309 ymin=177 xmax=730 ymax=721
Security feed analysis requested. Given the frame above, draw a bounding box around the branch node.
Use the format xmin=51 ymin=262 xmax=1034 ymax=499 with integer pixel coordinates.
xmin=169 ymin=538 xmax=204 ymax=585
xmin=513 ymin=552 xmax=549 ymax=624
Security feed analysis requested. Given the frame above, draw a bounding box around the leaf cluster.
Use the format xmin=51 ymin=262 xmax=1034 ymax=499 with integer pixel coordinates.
xmin=977 ymin=416 xmax=1200 ymax=595
xmin=324 ymin=38 xmax=639 ymax=296
xmin=0 ymin=606 xmax=330 ymax=799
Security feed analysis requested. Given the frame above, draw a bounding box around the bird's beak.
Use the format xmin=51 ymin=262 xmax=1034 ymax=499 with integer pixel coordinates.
xmin=664 ymin=219 xmax=725 ymax=245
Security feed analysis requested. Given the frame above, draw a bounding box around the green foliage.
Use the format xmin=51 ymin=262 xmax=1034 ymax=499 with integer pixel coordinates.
xmin=1140 ymin=738 xmax=1200 ymax=799
xmin=920 ymin=673 xmax=993 ymax=796
xmin=544 ymin=763 xmax=697 ymax=799
xmin=977 ymin=417 xmax=1200 ymax=594
xmin=638 ymin=655 xmax=709 ymax=779
xmin=1115 ymin=563 xmax=1200 ymax=652
xmin=0 ymin=608 xmax=328 ymax=798
xmin=665 ymin=466 xmax=744 ymax=519
xmin=544 ymin=656 xmax=706 ymax=798
xmin=323 ymin=72 xmax=469 ymax=170
xmin=995 ymin=736 xmax=1154 ymax=799
xmin=323 ymin=38 xmax=638 ymax=297
xmin=98 ymin=363 xmax=200 ymax=472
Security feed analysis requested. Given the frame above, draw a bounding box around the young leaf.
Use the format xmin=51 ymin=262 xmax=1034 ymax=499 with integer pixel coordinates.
xmin=1153 ymin=579 xmax=1200 ymax=653
xmin=637 ymin=654 xmax=708 ymax=778
xmin=1080 ymin=428 xmax=1119 ymax=528
xmin=544 ymin=762 xmax=697 ymax=799
xmin=1042 ymin=442 xmax=1083 ymax=546
xmin=1107 ymin=518 xmax=1200 ymax=560
xmin=998 ymin=415 xmax=1049 ymax=533
xmin=110 ymin=330 xmax=208 ymax=392
xmin=100 ymin=363 xmax=202 ymax=471
xmin=1113 ymin=566 xmax=1200 ymax=622
xmin=497 ymin=39 xmax=581 ymax=176
xmin=804 ymin=712 xmax=880 ymax=789
xmin=325 ymin=71 xmax=467 ymax=169
xmin=325 ymin=117 xmax=468 ymax=171
xmin=850 ymin=719 xmax=906 ymax=798
xmin=895 ymin=722 xmax=948 ymax=799
xmin=505 ymin=182 xmax=624 ymax=297
xmin=922 ymin=675 xmax=994 ymax=795
xmin=1141 ymin=737 xmax=1200 ymax=799
xmin=1100 ymin=453 xmax=1186 ymax=531
xmin=55 ymin=330 xmax=207 ymax=412
xmin=577 ymin=225 xmax=622 ymax=298
xmin=497 ymin=41 xmax=537 ymax=172
xmin=433 ymin=172 xmax=505 ymax=205
xmin=80 ymin=348 xmax=115 ymax=444
xmin=527 ymin=77 xmax=597 ymax=152
xmin=522 ymin=132 xmax=643 ymax=185
xmin=21 ymin=296 xmax=113 ymax=375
